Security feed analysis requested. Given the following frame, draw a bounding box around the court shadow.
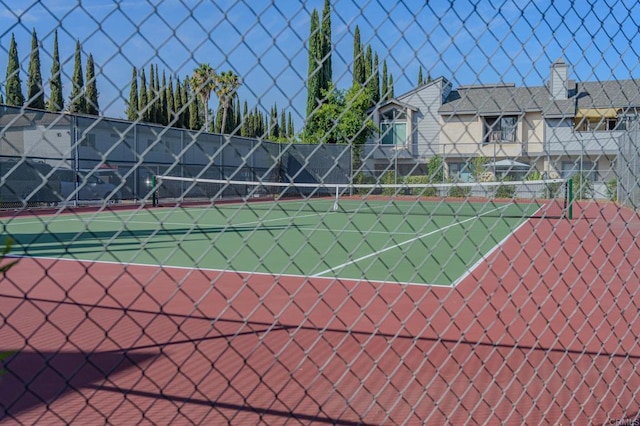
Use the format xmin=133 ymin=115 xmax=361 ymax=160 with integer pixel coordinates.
xmin=0 ymin=349 xmax=156 ymax=419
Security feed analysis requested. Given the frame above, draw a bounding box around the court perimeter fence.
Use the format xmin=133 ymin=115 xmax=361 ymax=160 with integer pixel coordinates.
xmin=2 ymin=1 xmax=640 ymax=425
xmin=0 ymin=105 xmax=352 ymax=206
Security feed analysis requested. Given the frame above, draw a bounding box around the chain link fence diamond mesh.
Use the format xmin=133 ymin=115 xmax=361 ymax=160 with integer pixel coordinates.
xmin=1 ymin=1 xmax=640 ymax=424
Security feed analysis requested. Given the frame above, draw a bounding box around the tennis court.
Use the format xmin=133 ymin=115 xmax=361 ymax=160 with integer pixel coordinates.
xmin=2 ymin=194 xmax=553 ymax=286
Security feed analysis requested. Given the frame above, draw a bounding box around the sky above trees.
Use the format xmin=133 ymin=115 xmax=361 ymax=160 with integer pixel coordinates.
xmin=1 ymin=0 xmax=640 ymax=128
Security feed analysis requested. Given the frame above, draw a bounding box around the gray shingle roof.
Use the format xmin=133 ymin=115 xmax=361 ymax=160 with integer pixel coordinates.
xmin=438 ymin=78 xmax=640 ymax=117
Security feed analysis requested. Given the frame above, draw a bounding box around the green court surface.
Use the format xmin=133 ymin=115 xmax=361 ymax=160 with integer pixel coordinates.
xmin=2 ymin=199 xmax=540 ymax=286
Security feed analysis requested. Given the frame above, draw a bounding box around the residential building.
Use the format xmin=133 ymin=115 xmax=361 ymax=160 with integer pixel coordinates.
xmin=364 ymin=59 xmax=640 ymax=196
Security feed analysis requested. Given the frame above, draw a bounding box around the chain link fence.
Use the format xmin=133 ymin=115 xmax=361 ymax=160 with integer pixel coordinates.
xmin=1 ymin=1 xmax=640 ymax=424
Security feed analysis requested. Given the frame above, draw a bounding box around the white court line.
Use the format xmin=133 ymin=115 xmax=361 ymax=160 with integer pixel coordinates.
xmin=311 ymin=204 xmax=513 ymax=278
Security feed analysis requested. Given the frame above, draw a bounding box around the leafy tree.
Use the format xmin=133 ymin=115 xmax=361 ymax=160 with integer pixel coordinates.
xmin=68 ymin=40 xmax=86 ymax=113
xmin=6 ymin=34 xmax=24 ymax=107
xmin=215 ymin=70 xmax=240 ymax=134
xmin=303 ymin=83 xmax=376 ymax=153
xmin=191 ymin=63 xmax=217 ymax=127
xmin=47 ymin=30 xmax=63 ymax=111
xmin=85 ymin=53 xmax=99 ymax=115
xmin=427 ymin=155 xmax=444 ymax=183
xmin=126 ymin=66 xmax=138 ymax=120
xmin=26 ymin=29 xmax=45 ymax=109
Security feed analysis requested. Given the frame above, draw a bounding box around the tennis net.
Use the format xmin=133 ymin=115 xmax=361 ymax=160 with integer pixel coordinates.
xmin=152 ymin=175 xmax=572 ymax=219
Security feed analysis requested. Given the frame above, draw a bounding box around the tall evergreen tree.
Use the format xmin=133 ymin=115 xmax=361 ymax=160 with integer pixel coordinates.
xmin=6 ymin=34 xmax=24 ymax=107
xmin=427 ymin=72 xmax=433 ymax=83
xmin=154 ymin=65 xmax=162 ymax=123
xmin=418 ymin=67 xmax=424 ymax=86
xmin=365 ymin=45 xmax=374 ymax=99
xmin=68 ymin=40 xmax=86 ymax=113
xmin=270 ymin=105 xmax=279 ymax=138
xmin=388 ymin=73 xmax=394 ymax=98
xmin=160 ymin=71 xmax=168 ymax=125
xmin=126 ymin=66 xmax=138 ymax=120
xmin=148 ymin=65 xmax=156 ymax=123
xmin=188 ymin=79 xmax=200 ymax=130
xmin=85 ymin=53 xmax=99 ymax=115
xmin=241 ymin=101 xmax=250 ymax=137
xmin=306 ymin=9 xmax=322 ymax=120
xmin=166 ymin=75 xmax=175 ymax=125
xmin=288 ymin=112 xmax=294 ymax=138
xmin=280 ymin=108 xmax=287 ymax=139
xmin=26 ymin=29 xmax=45 ymax=109
xmin=381 ymin=60 xmax=389 ymax=101
xmin=372 ymin=53 xmax=380 ymax=103
xmin=0 ymin=94 xmax=4 ymax=104
xmin=181 ymin=78 xmax=190 ymax=129
xmin=139 ymin=68 xmax=149 ymax=122
xmin=320 ymin=0 xmax=332 ymax=93
xmin=353 ymin=26 xmax=365 ymax=86
xmin=174 ymin=76 xmax=184 ymax=128
xmin=48 ymin=30 xmax=63 ymax=111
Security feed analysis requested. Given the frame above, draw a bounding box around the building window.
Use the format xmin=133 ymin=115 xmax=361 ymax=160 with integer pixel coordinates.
xmin=562 ymin=160 xmax=598 ymax=182
xmin=483 ymin=116 xmax=517 ymax=144
xmin=80 ymin=133 xmax=96 ymax=148
xmin=380 ymin=122 xmax=407 ymax=145
xmin=448 ymin=162 xmax=472 ymax=182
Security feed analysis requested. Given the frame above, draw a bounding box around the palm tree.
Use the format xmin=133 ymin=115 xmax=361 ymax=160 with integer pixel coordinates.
xmin=215 ymin=70 xmax=240 ymax=134
xmin=191 ymin=63 xmax=216 ymax=127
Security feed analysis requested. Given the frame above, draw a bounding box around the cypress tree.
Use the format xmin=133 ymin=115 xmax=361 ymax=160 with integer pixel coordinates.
xmin=48 ymin=30 xmax=63 ymax=111
xmin=166 ymin=75 xmax=175 ymax=125
xmin=126 ymin=66 xmax=138 ymax=120
xmin=381 ymin=60 xmax=388 ymax=101
xmin=306 ymin=9 xmax=321 ymax=119
xmin=160 ymin=71 xmax=168 ymax=125
xmin=6 ymin=34 xmax=24 ymax=107
xmin=148 ymin=65 xmax=156 ymax=123
xmin=155 ymin=65 xmax=162 ymax=123
xmin=0 ymin=94 xmax=4 ymax=104
xmin=241 ymin=101 xmax=249 ymax=137
xmin=388 ymin=73 xmax=394 ymax=98
xmin=280 ymin=108 xmax=287 ymax=138
xmin=188 ymin=80 xmax=200 ymax=130
xmin=372 ymin=53 xmax=380 ymax=104
xmin=287 ymin=112 xmax=294 ymax=138
xmin=26 ymin=29 xmax=45 ymax=109
xmin=418 ymin=67 xmax=424 ymax=86
xmin=139 ymin=68 xmax=148 ymax=121
xmin=353 ymin=26 xmax=365 ymax=86
xmin=174 ymin=76 xmax=183 ymax=128
xmin=427 ymin=72 xmax=432 ymax=83
xmin=85 ymin=53 xmax=99 ymax=115
xmin=181 ymin=78 xmax=190 ymax=129
xmin=270 ymin=105 xmax=278 ymax=138
xmin=68 ymin=40 xmax=86 ymax=113
xmin=365 ymin=45 xmax=373 ymax=99
xmin=320 ymin=0 xmax=332 ymax=92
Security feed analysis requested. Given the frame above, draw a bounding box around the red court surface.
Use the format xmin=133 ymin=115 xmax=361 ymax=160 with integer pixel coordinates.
xmin=1 ymin=201 xmax=639 ymax=424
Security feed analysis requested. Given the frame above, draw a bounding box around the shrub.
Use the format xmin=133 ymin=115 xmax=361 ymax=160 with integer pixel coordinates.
xmin=448 ymin=185 xmax=470 ymax=198
xmin=606 ymin=177 xmax=617 ymax=202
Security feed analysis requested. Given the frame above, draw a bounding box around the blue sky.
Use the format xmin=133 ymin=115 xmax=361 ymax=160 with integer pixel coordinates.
xmin=1 ymin=0 xmax=640 ymax=127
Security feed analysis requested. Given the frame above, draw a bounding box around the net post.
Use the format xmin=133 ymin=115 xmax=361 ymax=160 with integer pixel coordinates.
xmin=566 ymin=178 xmax=573 ymax=220
xmin=333 ymin=184 xmax=339 ymax=212
xmin=152 ymin=175 xmax=157 ymax=207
